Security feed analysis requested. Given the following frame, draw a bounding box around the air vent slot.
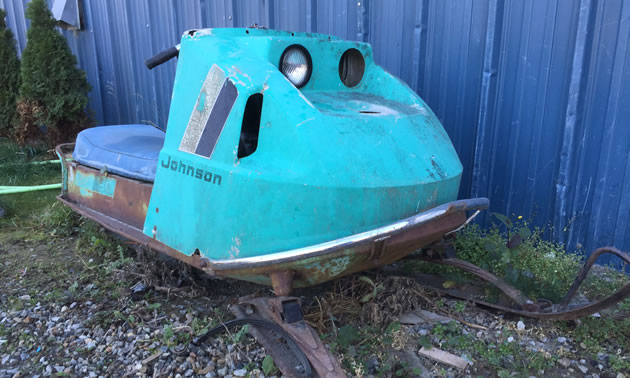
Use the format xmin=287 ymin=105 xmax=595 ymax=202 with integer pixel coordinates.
xmin=237 ymin=94 xmax=263 ymax=158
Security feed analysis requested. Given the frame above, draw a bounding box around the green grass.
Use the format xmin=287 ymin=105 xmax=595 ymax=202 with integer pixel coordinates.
xmin=0 ymin=138 xmax=61 ymax=223
xmin=453 ymin=222 xmax=583 ymax=302
xmin=405 ymin=216 xmax=629 ymax=304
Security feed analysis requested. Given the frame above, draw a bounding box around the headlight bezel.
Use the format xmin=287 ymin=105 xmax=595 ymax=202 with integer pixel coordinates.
xmin=339 ymin=48 xmax=365 ymax=88
xmin=279 ymin=44 xmax=313 ymax=89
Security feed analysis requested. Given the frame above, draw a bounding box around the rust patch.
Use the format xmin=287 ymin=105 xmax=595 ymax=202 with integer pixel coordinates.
xmin=66 ymin=164 xmax=152 ymax=229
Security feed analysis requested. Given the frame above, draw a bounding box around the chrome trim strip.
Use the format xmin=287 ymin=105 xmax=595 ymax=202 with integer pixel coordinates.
xmin=210 ymin=197 xmax=489 ymax=270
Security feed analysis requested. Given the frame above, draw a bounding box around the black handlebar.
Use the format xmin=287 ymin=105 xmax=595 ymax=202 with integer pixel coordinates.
xmin=145 ymin=45 xmax=180 ymax=70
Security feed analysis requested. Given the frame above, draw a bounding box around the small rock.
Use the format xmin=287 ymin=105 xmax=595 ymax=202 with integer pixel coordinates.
xmin=577 ymin=365 xmax=588 ymax=374
xmin=557 ymin=336 xmax=567 ymax=343
xmin=217 ymin=367 xmax=227 ymax=376
xmin=18 ymin=295 xmax=31 ymax=301
xmin=198 ymin=366 xmax=214 ymax=375
xmin=61 ymin=306 xmax=68 ymax=312
xmin=366 ymin=356 xmax=379 ymax=370
xmin=85 ymin=339 xmax=96 ymax=349
xmin=517 ymin=321 xmax=525 ymax=331
xmin=617 ymin=374 xmax=626 ymax=378
xmin=507 ymin=336 xmax=514 ymax=343
xmin=233 ymin=369 xmax=247 ymax=377
xmin=558 ymin=358 xmax=571 ymax=368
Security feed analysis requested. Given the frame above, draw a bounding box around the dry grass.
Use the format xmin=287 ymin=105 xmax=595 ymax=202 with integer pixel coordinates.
xmin=304 ymin=274 xmax=433 ymax=330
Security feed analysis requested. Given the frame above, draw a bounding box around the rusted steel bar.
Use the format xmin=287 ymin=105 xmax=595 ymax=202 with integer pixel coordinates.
xmin=420 ymin=281 xmax=630 ymax=320
xmin=560 ymin=246 xmax=630 ymax=307
xmin=55 ymin=143 xmax=75 ymax=193
xmin=407 ymin=245 xmax=630 ymax=320
xmin=417 ymin=256 xmax=539 ymax=311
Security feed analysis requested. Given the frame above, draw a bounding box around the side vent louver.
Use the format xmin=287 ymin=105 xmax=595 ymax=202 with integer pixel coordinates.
xmin=237 ymin=94 xmax=263 ymax=158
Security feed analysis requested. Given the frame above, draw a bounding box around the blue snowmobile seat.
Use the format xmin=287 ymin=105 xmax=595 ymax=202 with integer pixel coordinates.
xmin=72 ymin=124 xmax=165 ymax=182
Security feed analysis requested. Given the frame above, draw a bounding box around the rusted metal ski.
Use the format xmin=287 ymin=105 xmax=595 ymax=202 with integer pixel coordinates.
xmin=409 ymin=244 xmax=630 ymax=320
xmin=231 ymin=297 xmax=346 ymax=378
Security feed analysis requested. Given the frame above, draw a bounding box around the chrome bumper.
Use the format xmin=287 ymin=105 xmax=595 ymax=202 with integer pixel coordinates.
xmin=211 ymin=197 xmax=489 ymax=270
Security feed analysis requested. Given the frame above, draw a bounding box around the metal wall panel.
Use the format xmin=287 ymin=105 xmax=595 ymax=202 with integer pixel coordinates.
xmin=1 ymin=0 xmax=629 ymax=265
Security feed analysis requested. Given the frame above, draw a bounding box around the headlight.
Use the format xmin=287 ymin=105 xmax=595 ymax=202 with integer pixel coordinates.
xmin=280 ymin=45 xmax=312 ymax=88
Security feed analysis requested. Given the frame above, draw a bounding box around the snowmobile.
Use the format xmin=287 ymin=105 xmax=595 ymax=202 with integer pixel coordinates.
xmin=55 ymin=27 xmax=487 ymax=296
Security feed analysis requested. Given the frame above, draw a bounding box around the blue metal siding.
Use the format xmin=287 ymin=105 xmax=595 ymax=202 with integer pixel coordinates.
xmin=1 ymin=0 xmax=629 ymax=265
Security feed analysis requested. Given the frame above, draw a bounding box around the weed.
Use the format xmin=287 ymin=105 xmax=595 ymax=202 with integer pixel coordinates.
xmin=40 ymin=202 xmax=81 ymax=235
xmin=262 ymin=355 xmax=277 ymax=376
xmin=563 ymin=315 xmax=630 ymax=356
xmin=113 ymin=310 xmax=136 ymax=327
xmin=231 ymin=325 xmax=249 ymax=344
xmin=609 ymin=354 xmax=630 ymax=374
xmin=454 ymin=301 xmax=467 ymax=313
xmin=358 ymin=276 xmax=385 ymax=303
xmin=337 ymin=325 xmax=360 ymax=348
xmin=105 ymin=245 xmax=134 ymax=274
xmin=190 ymin=317 xmax=210 ymax=336
xmin=162 ymin=324 xmax=175 ymax=346
xmin=408 ymin=216 xmax=589 ymax=303
xmin=455 ymin=218 xmax=582 ymax=302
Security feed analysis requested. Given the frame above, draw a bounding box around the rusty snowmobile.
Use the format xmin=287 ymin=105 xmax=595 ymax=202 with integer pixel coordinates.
xmin=55 ymin=28 xmax=630 ymax=377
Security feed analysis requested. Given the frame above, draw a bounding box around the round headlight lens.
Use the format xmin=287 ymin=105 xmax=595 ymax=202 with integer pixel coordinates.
xmin=280 ymin=45 xmax=312 ymax=88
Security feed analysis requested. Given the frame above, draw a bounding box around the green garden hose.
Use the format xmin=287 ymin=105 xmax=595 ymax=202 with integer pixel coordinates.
xmin=0 ymin=159 xmax=62 ymax=195
xmin=0 ymin=183 xmax=61 ymax=195
xmin=0 ymin=159 xmax=61 ymax=168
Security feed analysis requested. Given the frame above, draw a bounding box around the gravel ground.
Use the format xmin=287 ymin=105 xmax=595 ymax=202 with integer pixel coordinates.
xmin=0 ymin=299 xmax=270 ymax=377
xmin=0 ymin=228 xmax=278 ymax=378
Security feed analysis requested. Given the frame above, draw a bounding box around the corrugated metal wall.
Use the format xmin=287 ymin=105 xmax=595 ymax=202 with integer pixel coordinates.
xmin=2 ymin=0 xmax=629 ymax=265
